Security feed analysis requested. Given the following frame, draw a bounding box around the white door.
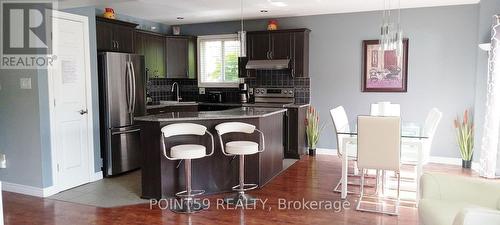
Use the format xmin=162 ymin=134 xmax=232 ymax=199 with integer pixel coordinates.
xmin=50 ymin=12 xmax=93 ymax=191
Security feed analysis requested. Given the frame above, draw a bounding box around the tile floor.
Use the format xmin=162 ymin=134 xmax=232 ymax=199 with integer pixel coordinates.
xmin=48 ymin=159 xmax=299 ymax=208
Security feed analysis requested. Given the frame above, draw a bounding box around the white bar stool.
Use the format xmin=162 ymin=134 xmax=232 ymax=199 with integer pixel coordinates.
xmin=215 ymin=122 xmax=265 ymax=206
xmin=160 ymin=123 xmax=214 ymax=214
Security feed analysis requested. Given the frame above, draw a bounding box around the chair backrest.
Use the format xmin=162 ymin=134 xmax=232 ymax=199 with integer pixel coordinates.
xmin=357 ymin=116 xmax=401 ymax=171
xmin=422 ymin=108 xmax=442 ymax=139
xmin=330 ymin=106 xmax=351 ymax=157
xmin=215 ymin=122 xmax=255 ymax=135
xmin=371 ymin=102 xmax=400 ymax=117
xmin=330 ymin=106 xmax=350 ymax=133
xmin=161 ymin=123 xmax=207 ymax=137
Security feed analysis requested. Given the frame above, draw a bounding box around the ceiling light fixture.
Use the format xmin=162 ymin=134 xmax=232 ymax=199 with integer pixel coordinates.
xmin=238 ymin=0 xmax=247 ymax=57
xmin=260 ymin=10 xmax=268 ymax=13
xmin=268 ymin=0 xmax=287 ymax=7
xmin=379 ymin=0 xmax=403 ymax=67
xmin=176 ymin=17 xmax=184 ymax=20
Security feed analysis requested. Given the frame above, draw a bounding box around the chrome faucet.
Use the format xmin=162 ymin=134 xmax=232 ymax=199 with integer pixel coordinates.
xmin=171 ymin=82 xmax=182 ymax=102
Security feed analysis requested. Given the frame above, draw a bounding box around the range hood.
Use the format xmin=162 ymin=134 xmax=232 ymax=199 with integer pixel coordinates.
xmin=245 ymin=59 xmax=290 ymax=70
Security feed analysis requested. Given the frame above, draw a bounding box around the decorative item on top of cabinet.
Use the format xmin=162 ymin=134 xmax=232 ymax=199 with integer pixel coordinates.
xmin=96 ymin=17 xmax=137 ymax=53
xmin=135 ymin=30 xmax=166 ymax=78
xmin=102 ymin=8 xmax=115 ymax=19
xmin=165 ymin=36 xmax=197 ymax=79
xmin=245 ymin=29 xmax=310 ymax=78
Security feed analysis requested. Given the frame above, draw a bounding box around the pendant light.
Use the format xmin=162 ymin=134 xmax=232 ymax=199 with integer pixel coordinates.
xmin=238 ymin=0 xmax=247 ymax=57
xmin=379 ymin=0 xmax=403 ymax=68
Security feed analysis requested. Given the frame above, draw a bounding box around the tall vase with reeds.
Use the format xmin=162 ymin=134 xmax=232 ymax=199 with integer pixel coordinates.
xmin=454 ymin=109 xmax=474 ymax=168
xmin=306 ymin=106 xmax=325 ymax=156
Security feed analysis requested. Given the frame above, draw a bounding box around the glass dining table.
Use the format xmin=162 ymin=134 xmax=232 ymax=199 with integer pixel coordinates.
xmin=336 ymin=121 xmax=429 ymax=199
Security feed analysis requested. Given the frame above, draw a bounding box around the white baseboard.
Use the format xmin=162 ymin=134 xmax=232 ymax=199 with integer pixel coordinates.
xmin=316 ymin=148 xmax=337 ymax=155
xmin=2 ymin=182 xmax=57 ymax=197
xmin=3 ymin=172 xmax=103 ymax=198
xmin=91 ymin=171 xmax=103 ymax=182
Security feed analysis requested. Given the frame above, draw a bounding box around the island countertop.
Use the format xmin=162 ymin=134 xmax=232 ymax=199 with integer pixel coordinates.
xmin=135 ymin=107 xmax=287 ymax=122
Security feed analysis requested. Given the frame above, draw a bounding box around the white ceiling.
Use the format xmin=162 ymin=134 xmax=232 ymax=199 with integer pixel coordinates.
xmin=58 ymin=0 xmax=479 ymax=25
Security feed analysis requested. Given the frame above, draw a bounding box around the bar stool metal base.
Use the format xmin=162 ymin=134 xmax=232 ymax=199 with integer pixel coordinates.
xmin=170 ymin=199 xmax=208 ymax=214
xmin=224 ymin=192 xmax=258 ymax=206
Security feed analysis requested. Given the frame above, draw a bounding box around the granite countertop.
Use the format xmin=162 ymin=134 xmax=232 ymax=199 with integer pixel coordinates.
xmin=146 ymin=101 xmax=310 ymax=109
xmin=146 ymin=101 xmax=198 ymax=109
xmin=136 ymin=107 xmax=287 ymax=122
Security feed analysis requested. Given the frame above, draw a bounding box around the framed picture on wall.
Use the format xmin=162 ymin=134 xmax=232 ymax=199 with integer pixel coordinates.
xmin=362 ymin=39 xmax=409 ymax=92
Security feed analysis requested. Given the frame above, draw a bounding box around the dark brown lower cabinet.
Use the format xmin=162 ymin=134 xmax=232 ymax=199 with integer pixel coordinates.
xmin=285 ymin=106 xmax=308 ymax=159
xmin=138 ymin=112 xmax=284 ymax=199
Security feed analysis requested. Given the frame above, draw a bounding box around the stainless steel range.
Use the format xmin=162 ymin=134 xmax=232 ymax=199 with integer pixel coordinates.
xmin=253 ymin=87 xmax=295 ymax=107
xmin=249 ymin=87 xmax=296 ymax=158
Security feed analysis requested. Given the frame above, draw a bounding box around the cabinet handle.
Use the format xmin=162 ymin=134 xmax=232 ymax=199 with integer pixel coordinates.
xmin=112 ymin=41 xmax=115 ymax=49
xmin=116 ymin=41 xmax=119 ymax=50
xmin=270 ymin=51 xmax=273 ymax=59
xmin=266 ymin=51 xmax=270 ymax=60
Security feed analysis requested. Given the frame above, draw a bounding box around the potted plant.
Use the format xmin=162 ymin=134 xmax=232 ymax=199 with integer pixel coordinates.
xmin=306 ymin=106 xmax=325 ymax=156
xmin=454 ymin=109 xmax=474 ymax=168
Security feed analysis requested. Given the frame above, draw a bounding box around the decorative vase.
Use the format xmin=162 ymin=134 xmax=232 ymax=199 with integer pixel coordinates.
xmin=309 ymin=148 xmax=316 ymax=156
xmin=462 ymin=159 xmax=472 ymax=169
xmin=103 ymin=8 xmax=116 ymax=19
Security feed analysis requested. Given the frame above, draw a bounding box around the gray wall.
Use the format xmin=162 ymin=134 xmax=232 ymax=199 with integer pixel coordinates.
xmin=180 ymin=5 xmax=479 ymax=158
xmin=473 ymin=0 xmax=500 ymax=173
xmin=0 ymin=70 xmax=46 ymax=187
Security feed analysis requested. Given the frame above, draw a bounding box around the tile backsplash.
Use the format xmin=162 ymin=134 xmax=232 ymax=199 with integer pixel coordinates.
xmin=245 ymin=70 xmax=310 ymax=104
xmin=146 ymin=70 xmax=310 ymax=104
xmin=147 ymin=78 xmax=199 ymax=102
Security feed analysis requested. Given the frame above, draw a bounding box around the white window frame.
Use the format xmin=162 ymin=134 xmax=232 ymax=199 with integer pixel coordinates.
xmin=197 ymin=34 xmax=240 ymax=88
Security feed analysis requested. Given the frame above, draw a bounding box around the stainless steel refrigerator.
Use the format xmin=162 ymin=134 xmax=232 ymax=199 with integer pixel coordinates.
xmin=98 ymin=52 xmax=146 ymax=177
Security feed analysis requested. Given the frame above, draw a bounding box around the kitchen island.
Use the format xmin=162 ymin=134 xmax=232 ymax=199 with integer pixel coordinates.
xmin=135 ymin=107 xmax=286 ymax=199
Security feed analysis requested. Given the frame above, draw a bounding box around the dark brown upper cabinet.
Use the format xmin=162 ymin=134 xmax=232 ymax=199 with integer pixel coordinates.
xmin=246 ymin=29 xmax=310 ymax=77
xmin=165 ymin=36 xmax=197 ymax=79
xmin=135 ymin=30 xmax=166 ymax=78
xmin=96 ymin=17 xmax=137 ymax=53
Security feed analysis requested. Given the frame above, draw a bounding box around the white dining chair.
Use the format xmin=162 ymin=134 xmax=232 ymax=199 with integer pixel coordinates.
xmin=370 ymin=102 xmax=401 ymax=117
xmin=330 ymin=106 xmax=358 ymax=196
xmin=401 ymin=108 xmax=442 ymax=202
xmin=356 ymin=116 xmax=401 ymax=215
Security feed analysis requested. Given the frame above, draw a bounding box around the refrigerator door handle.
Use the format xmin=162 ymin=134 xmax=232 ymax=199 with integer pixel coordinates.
xmin=124 ymin=61 xmax=130 ymax=114
xmin=127 ymin=61 xmax=135 ymax=117
xmin=130 ymin=60 xmax=137 ymax=114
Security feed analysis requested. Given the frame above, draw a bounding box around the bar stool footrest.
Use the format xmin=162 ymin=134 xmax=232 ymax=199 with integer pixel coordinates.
xmin=232 ymin=183 xmax=258 ymax=192
xmin=175 ymin=189 xmax=205 ymax=198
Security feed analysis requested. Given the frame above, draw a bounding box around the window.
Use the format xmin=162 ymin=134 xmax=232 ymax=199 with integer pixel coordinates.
xmin=198 ymin=34 xmax=240 ymax=88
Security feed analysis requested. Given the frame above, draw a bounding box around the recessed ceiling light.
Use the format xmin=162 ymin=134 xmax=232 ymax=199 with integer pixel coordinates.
xmin=177 ymin=17 xmax=184 ymax=20
xmin=268 ymin=1 xmax=287 ymax=7
xmin=260 ymin=10 xmax=268 ymax=13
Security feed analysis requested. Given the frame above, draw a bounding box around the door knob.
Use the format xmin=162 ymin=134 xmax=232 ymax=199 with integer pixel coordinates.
xmin=78 ymin=109 xmax=88 ymax=115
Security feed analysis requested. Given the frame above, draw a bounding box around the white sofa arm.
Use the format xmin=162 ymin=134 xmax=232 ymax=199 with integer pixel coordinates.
xmin=452 ymin=208 xmax=500 ymax=225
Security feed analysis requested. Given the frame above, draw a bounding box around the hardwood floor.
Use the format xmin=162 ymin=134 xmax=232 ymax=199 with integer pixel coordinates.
xmin=3 ymin=155 xmax=473 ymax=225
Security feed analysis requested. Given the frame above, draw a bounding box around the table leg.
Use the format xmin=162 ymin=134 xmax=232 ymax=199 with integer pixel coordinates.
xmin=341 ymin=139 xmax=349 ymax=199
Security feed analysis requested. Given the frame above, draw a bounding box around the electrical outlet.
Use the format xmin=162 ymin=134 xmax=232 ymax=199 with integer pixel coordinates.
xmin=199 ymin=88 xmax=206 ymax=94
xmin=20 ymin=78 xmax=32 ymax=89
